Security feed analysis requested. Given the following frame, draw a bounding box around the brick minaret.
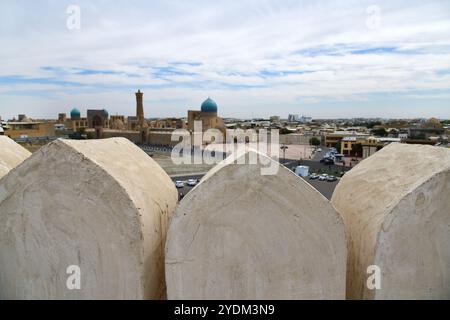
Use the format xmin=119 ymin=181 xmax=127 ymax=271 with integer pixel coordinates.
xmin=135 ymin=89 xmax=144 ymax=126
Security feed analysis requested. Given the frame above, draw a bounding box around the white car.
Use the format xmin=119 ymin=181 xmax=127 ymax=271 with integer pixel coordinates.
xmin=309 ymin=173 xmax=319 ymax=180
xmin=319 ymin=174 xmax=328 ymax=181
xmin=317 ymin=148 xmax=322 ymax=152
xmin=327 ymin=175 xmax=337 ymax=182
xmin=175 ymin=181 xmax=184 ymax=188
xmin=187 ymin=179 xmax=197 ymax=186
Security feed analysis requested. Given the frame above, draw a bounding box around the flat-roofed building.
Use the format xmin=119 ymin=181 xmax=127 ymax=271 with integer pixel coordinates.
xmin=324 ymin=131 xmax=370 ymax=149
xmin=361 ymin=137 xmax=402 ymax=159
xmin=3 ymin=120 xmax=55 ymax=140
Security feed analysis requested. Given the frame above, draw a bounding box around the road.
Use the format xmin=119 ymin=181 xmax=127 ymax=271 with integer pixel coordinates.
xmin=171 ymin=174 xmax=205 ymax=200
xmin=293 ymin=147 xmax=341 ymax=199
xmin=312 ymin=147 xmax=332 ymax=161
xmin=299 ymin=176 xmax=338 ymax=200
xmin=170 ymin=163 xmax=339 ymax=201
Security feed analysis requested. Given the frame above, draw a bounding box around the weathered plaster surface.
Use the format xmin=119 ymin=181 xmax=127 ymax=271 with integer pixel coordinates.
xmin=166 ymin=150 xmax=346 ymax=299
xmin=0 ymin=136 xmax=31 ymax=180
xmin=0 ymin=138 xmax=178 ymax=299
xmin=331 ymin=143 xmax=450 ymax=299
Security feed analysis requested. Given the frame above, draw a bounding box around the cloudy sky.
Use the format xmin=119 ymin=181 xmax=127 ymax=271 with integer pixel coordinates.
xmin=1 ymin=0 xmax=450 ymax=120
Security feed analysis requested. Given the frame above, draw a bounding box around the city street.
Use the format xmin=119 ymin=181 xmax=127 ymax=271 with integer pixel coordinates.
xmin=300 ymin=176 xmax=338 ymax=200
xmin=171 ymin=174 xmax=204 ymax=200
xmin=171 ymin=164 xmax=340 ymax=200
xmin=312 ymin=147 xmax=331 ymax=161
xmin=168 ymin=147 xmax=346 ymax=201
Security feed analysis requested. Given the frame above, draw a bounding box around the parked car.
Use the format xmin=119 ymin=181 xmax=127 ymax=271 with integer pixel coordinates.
xmin=327 ymin=175 xmax=337 ymax=182
xmin=317 ymin=148 xmax=322 ymax=152
xmin=309 ymin=173 xmax=319 ymax=180
xmin=175 ymin=181 xmax=184 ymax=188
xmin=319 ymin=174 xmax=328 ymax=181
xmin=187 ymin=179 xmax=197 ymax=186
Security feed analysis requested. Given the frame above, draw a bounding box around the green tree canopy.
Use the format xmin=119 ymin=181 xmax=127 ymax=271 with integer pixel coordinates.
xmin=310 ymin=137 xmax=321 ymax=146
xmin=371 ymin=127 xmax=388 ymax=137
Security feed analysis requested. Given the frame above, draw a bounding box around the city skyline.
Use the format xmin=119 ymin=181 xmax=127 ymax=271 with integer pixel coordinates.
xmin=1 ymin=0 xmax=450 ymax=120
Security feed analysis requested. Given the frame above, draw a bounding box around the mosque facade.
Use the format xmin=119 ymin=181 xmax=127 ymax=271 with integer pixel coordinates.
xmin=57 ymin=108 xmax=88 ymax=132
xmin=57 ymin=91 xmax=225 ymax=145
xmin=187 ymin=98 xmax=225 ymax=135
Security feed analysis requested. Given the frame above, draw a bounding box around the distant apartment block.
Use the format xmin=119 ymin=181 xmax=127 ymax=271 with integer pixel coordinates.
xmin=288 ymin=114 xmax=312 ymax=123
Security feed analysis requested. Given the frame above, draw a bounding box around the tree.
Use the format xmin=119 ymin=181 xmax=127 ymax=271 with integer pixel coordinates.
xmin=336 ymin=141 xmax=342 ymax=154
xmin=280 ymin=128 xmax=292 ymax=135
xmin=367 ymin=121 xmax=382 ymax=129
xmin=86 ymin=132 xmax=95 ymax=139
xmin=414 ymin=133 xmax=427 ymax=140
xmin=310 ymin=137 xmax=321 ymax=146
xmin=371 ymin=127 xmax=388 ymax=137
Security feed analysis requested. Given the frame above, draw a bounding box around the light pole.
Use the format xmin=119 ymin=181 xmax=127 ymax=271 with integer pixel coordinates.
xmin=280 ymin=145 xmax=288 ymax=164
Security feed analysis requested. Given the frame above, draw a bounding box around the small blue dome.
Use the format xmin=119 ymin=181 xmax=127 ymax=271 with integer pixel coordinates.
xmin=201 ymin=98 xmax=218 ymax=113
xmin=70 ymin=108 xmax=81 ymax=119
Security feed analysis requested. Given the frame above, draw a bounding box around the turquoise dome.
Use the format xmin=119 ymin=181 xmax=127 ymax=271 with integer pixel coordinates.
xmin=201 ymin=98 xmax=218 ymax=113
xmin=70 ymin=108 xmax=81 ymax=119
